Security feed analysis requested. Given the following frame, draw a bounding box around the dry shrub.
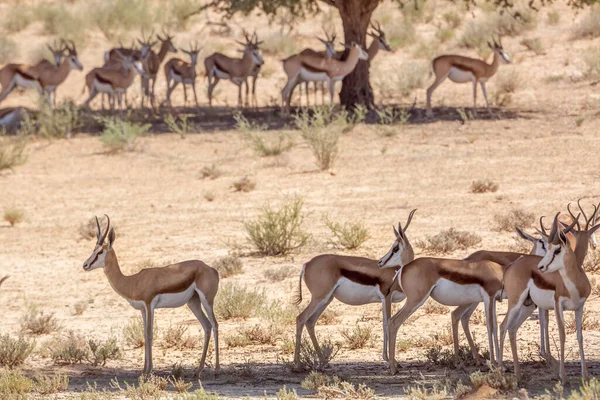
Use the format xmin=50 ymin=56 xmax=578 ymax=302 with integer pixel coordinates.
xmin=225 ymin=334 xmax=252 ymax=348
xmin=88 ymin=337 xmax=121 ymax=366
xmin=110 ymin=375 xmax=168 ymax=399
xmin=547 ymin=10 xmax=560 ymax=26
xmin=235 ymin=112 xmax=294 ymax=157
xmin=574 ymin=6 xmax=600 ymax=39
xmin=421 ymin=300 xmax=448 ymax=315
xmin=470 ymin=179 xmax=499 ymax=194
xmin=311 ymin=376 xmax=375 ymax=399
xmin=2 ymin=5 xmax=34 ymax=32
xmin=244 ymin=197 xmax=309 ymax=256
xmin=261 ymin=33 xmax=297 ymax=56
xmin=494 ymin=209 xmax=535 ymax=232
xmin=0 ymin=334 xmax=35 ymax=368
xmin=36 ymin=374 xmax=69 ymax=394
xmin=400 ymin=0 xmax=435 ymax=23
xmin=319 ymin=309 xmax=340 ymax=325
xmin=45 ymin=331 xmax=88 ymax=364
xmin=214 ymin=283 xmax=266 ymax=320
xmin=459 ymin=19 xmax=494 ymax=56
xmin=199 ymin=164 xmax=222 ymax=180
xmin=384 ymin=20 xmax=416 ymax=49
xmin=340 ymin=324 xmax=372 ymax=350
xmin=213 ymin=255 xmax=243 ymax=278
xmin=443 ymin=11 xmax=463 ymax=28
xmin=568 ymin=378 xmax=600 ymax=399
xmin=301 ymin=371 xmax=331 ymax=391
xmin=97 ymin=116 xmax=149 ymax=153
xmin=160 ymin=324 xmax=188 ymax=349
xmin=284 ymin=338 xmax=341 ymax=371
xmin=73 ymin=299 xmax=91 ymax=316
xmin=3 ymin=208 xmax=24 ymax=227
xmin=239 ymin=324 xmax=282 ymax=345
xmin=393 ymin=61 xmax=428 ymax=98
xmin=169 ymin=375 xmax=192 ymax=394
xmin=584 ymin=251 xmax=600 ymax=273
xmin=470 ymin=362 xmax=517 ymax=393
xmin=204 ymin=191 xmax=216 ymax=202
xmin=122 ymin=317 xmax=146 ymax=348
xmin=0 ymin=137 xmax=27 ymax=171
xmin=264 ymin=266 xmax=295 ymax=282
xmin=324 ymin=215 xmax=369 ymax=250
xmin=435 ymin=26 xmax=454 ymax=43
xmin=493 ymin=68 xmax=524 ymax=106
xmin=565 ymin=309 xmax=600 ymax=333
xmin=30 ymin=101 xmax=82 ymax=139
xmin=584 ymin=46 xmax=600 ymax=79
xmin=233 ymin=176 xmax=256 ymax=192
xmin=520 ymin=37 xmax=544 ymax=55
xmin=490 ymin=8 xmax=537 ymax=36
xmin=405 ymin=381 xmax=450 ymax=400
xmin=0 ymin=369 xmax=34 ymax=397
xmin=276 ymin=385 xmax=298 ymax=400
xmin=20 ymin=306 xmax=60 ymax=335
xmin=417 ymin=228 xmax=482 ymax=254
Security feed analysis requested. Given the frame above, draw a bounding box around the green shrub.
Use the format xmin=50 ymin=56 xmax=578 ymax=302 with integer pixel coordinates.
xmin=3 ymin=208 xmax=24 ymax=227
xmin=244 ymin=197 xmax=309 ymax=256
xmin=32 ymin=101 xmax=81 ymax=139
xmin=214 ymin=283 xmax=266 ymax=320
xmin=110 ymin=375 xmax=168 ymax=399
xmin=235 ymin=112 xmax=294 ymax=157
xmin=165 ymin=113 xmax=191 ymax=139
xmin=323 ymin=215 xmax=369 ymax=250
xmin=97 ymin=116 xmax=150 ymax=153
xmin=88 ymin=337 xmax=121 ymax=366
xmin=0 ymin=137 xmax=27 ymax=171
xmin=20 ymin=305 xmax=60 ymax=335
xmin=213 ymin=255 xmax=243 ymax=278
xmin=45 ymin=331 xmax=89 ymax=364
xmin=0 ymin=334 xmax=35 ymax=368
xmin=340 ymin=324 xmax=372 ymax=350
xmin=0 ymin=370 xmax=34 ymax=397
xmin=35 ymin=374 xmax=69 ymax=394
xmin=443 ymin=11 xmax=463 ymax=28
xmin=417 ymin=228 xmax=482 ymax=254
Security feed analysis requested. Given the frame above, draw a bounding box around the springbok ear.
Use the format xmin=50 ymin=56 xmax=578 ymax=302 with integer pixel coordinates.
xmin=589 ymin=223 xmax=600 ymax=236
xmin=558 ymin=230 xmax=568 ymax=246
xmin=107 ymin=228 xmax=116 ymax=248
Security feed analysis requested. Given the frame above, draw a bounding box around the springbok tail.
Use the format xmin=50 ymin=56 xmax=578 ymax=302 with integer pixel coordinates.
xmin=291 ymin=264 xmax=306 ymax=306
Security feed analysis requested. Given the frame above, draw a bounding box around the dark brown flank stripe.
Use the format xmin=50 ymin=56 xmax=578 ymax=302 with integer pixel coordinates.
xmin=214 ymin=59 xmax=228 ymax=74
xmin=17 ymin=70 xmax=38 ymax=81
xmin=438 ymin=268 xmax=485 ymax=287
xmin=340 ymin=269 xmax=380 ymax=287
xmin=450 ymin=63 xmax=477 ymax=75
xmin=95 ymin=74 xmax=113 ymax=85
xmin=532 ymin=272 xmax=555 ymax=291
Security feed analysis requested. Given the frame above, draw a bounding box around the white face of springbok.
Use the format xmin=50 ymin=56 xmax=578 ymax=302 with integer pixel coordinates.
xmin=515 ymin=227 xmax=547 ymax=256
xmin=83 ymin=216 xmax=115 ymax=271
xmin=377 ymin=209 xmax=416 ymax=269
xmin=537 ymin=214 xmax=577 ymax=274
xmin=489 ymin=40 xmax=510 ymax=64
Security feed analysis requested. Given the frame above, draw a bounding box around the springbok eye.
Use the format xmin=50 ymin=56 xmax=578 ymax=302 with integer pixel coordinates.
xmin=539 ymin=241 xmax=546 ymax=251
xmin=554 ymin=248 xmax=561 ymax=255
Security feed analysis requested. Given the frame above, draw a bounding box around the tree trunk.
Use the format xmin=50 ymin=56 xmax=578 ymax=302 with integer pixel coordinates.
xmin=337 ymin=0 xmax=378 ymax=109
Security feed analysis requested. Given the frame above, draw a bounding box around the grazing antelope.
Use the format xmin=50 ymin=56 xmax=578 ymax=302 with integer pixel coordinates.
xmin=204 ymin=31 xmax=264 ymax=107
xmin=426 ymin=38 xmax=510 ymax=118
xmin=141 ymin=29 xmax=177 ymax=108
xmin=83 ymin=216 xmax=220 ymax=376
xmin=164 ymin=42 xmax=202 ymax=107
xmin=293 ymin=209 xmax=416 ymax=368
xmin=84 ymin=52 xmax=145 ymax=113
xmin=379 ymin=244 xmax=507 ymax=373
xmin=498 ymin=210 xmax=599 ymax=384
xmin=281 ymin=42 xmax=369 ymax=113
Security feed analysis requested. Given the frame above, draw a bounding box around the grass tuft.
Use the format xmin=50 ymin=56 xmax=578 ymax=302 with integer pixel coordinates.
xmin=494 ymin=209 xmax=535 ymax=232
xmin=283 ymin=338 xmax=341 ymax=371
xmin=97 ymin=115 xmax=150 ymax=153
xmin=0 ymin=369 xmax=34 ymax=397
xmin=35 ymin=374 xmax=69 ymax=394
xmin=214 ymin=283 xmax=266 ymax=320
xmin=264 ymin=266 xmax=295 ymax=282
xmin=574 ymin=6 xmax=600 ymax=39
xmin=20 ymin=305 xmax=60 ymax=335
xmin=199 ymin=164 xmax=222 ymax=180
xmin=0 ymin=334 xmax=35 ymax=368
xmin=340 ymin=324 xmax=372 ymax=350
xmin=470 ymin=361 xmax=517 ymax=392
xmin=520 ymin=38 xmax=544 ymax=55
xmin=0 ymin=137 xmax=27 ymax=171
xmin=470 ymin=179 xmax=499 ymax=193
xmin=233 ymin=176 xmax=256 ymax=192
xmin=417 ymin=228 xmax=482 ymax=254
xmin=3 ymin=208 xmax=24 ymax=227
xmin=213 ymin=255 xmax=243 ymax=278
xmin=323 ymin=215 xmax=369 ymax=250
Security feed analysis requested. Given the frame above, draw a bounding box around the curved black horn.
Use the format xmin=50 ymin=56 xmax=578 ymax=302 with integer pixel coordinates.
xmin=567 ymin=202 xmax=581 ymax=230
xmin=95 ymin=216 xmax=102 ymax=244
xmin=548 ymin=212 xmax=560 ymax=244
xmin=403 ymin=209 xmax=417 ymax=232
xmin=99 ymin=214 xmax=110 ymax=245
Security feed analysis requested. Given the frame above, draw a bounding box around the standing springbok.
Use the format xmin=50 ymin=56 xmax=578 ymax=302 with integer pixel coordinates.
xmin=293 ymin=209 xmax=416 ymax=368
xmin=281 ymin=42 xmax=368 ymax=113
xmin=164 ymin=42 xmax=201 ymax=107
xmin=83 ymin=215 xmax=219 ymax=376
xmin=378 ymin=243 xmax=507 ymax=373
xmin=204 ymin=31 xmax=264 ymax=107
xmin=425 ymin=38 xmax=510 ymax=118
xmin=84 ymin=52 xmax=145 ymax=113
xmin=499 ymin=209 xmax=599 ymax=384
xmin=295 ymin=29 xmax=338 ymax=106
xmin=141 ymin=29 xmax=177 ymax=108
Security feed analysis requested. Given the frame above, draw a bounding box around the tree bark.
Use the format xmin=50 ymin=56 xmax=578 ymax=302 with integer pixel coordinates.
xmin=337 ymin=0 xmax=379 ymax=108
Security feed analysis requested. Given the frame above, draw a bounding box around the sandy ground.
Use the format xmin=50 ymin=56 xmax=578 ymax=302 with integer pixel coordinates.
xmin=1 ymin=1 xmax=600 ymax=398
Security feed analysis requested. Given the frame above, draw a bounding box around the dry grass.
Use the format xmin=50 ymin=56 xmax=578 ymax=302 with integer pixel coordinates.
xmin=3 ymin=207 xmax=24 ymax=227
xmin=421 ymin=300 xmax=449 ymax=315
xmin=565 ymin=309 xmax=600 ymax=333
xmin=494 ymin=208 xmax=535 ymax=231
xmin=285 ymin=338 xmax=341 ymax=371
xmin=583 ymin=250 xmax=600 ymax=273
xmin=584 ymin=46 xmax=600 ymax=78
xmin=122 ymin=318 xmax=146 ymax=349
xmin=417 ymin=228 xmax=482 ymax=254
xmin=470 ymin=179 xmax=499 ymax=194
xmin=97 ymin=116 xmax=150 ymax=153
xmin=199 ymin=164 xmax=222 ymax=180
xmin=493 ymin=68 xmax=525 ymax=106
xmin=574 ymin=6 xmax=600 ymax=39
xmin=520 ymin=37 xmax=544 ymax=55
xmin=73 ymin=299 xmax=91 ymax=316
xmin=44 ymin=331 xmax=89 ymax=365
xmin=213 ymin=255 xmax=243 ymax=278
xmin=0 ymin=138 xmax=27 ymax=171
xmin=0 ymin=369 xmax=34 ymax=397
xmin=340 ymin=324 xmax=373 ymax=350
xmin=20 ymin=306 xmax=60 ymax=335
xmin=0 ymin=334 xmax=35 ymax=368
xmin=0 ymin=38 xmax=17 ymax=64
xmin=264 ymin=266 xmax=295 ymax=282
xmin=233 ymin=176 xmax=256 ymax=192
xmin=235 ymin=112 xmax=294 ymax=157
xmin=35 ymin=374 xmax=69 ymax=395
xmin=470 ymin=362 xmax=517 ymax=393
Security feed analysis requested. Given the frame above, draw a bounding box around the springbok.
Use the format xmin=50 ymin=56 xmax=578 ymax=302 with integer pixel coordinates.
xmin=164 ymin=42 xmax=202 ymax=107
xmin=281 ymin=42 xmax=368 ymax=113
xmin=293 ymin=210 xmax=416 ymax=368
xmin=82 ymin=215 xmax=219 ymax=376
xmin=426 ymin=38 xmax=510 ymax=118
xmin=498 ymin=211 xmax=598 ymax=384
xmin=141 ymin=29 xmax=177 ymax=108
xmin=204 ymin=31 xmax=264 ymax=107
xmin=83 ymin=52 xmax=145 ymax=113
xmin=0 ymin=107 xmax=27 ymax=129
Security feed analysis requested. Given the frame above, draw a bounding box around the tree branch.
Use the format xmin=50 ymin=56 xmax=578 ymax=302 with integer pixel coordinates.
xmin=183 ymin=1 xmax=222 ymax=20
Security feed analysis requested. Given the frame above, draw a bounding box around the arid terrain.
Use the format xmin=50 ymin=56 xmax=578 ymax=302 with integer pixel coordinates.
xmin=1 ymin=0 xmax=600 ymax=399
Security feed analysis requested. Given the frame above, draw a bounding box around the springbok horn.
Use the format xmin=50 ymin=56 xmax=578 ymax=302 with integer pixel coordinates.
xmin=548 ymin=213 xmax=560 ymax=244
xmin=567 ymin=202 xmax=582 ymax=230
xmin=95 ymin=216 xmax=102 ymax=244
xmin=577 ymin=198 xmax=591 ymax=230
xmin=404 ymin=209 xmax=417 ymax=232
xmin=99 ymin=214 xmax=110 ymax=245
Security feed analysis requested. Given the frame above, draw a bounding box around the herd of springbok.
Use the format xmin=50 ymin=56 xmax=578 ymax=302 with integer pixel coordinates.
xmin=79 ymin=199 xmax=599 ymax=384
xmin=0 ymin=22 xmax=513 ymax=125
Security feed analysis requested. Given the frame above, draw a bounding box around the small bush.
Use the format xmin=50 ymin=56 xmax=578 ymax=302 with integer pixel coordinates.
xmin=435 ymin=26 xmax=454 ymax=43
xmin=0 ymin=38 xmax=17 ymax=64
xmin=239 ymin=324 xmax=282 ymax=345
xmin=165 ymin=113 xmax=191 ymax=139
xmin=314 ymin=376 xmax=375 ymax=399
xmin=122 ymin=318 xmax=146 ymax=348
xmin=97 ymin=115 xmax=150 ymax=153
xmin=241 ymin=127 xmax=295 ymax=157
xmin=547 ymin=10 xmax=560 ymax=26
xmin=73 ymin=300 xmax=90 ymax=316
xmin=0 ymin=334 xmax=35 ymax=368
xmin=490 ymin=8 xmax=537 ymax=36
xmin=214 ymin=283 xmax=266 ymax=320
xmin=405 ymin=381 xmax=448 ymax=400
xmin=494 ymin=209 xmax=535 ymax=232
xmin=261 ymin=33 xmax=297 ymax=56
xmin=264 ymin=266 xmax=295 ymax=282
xmin=400 ymin=0 xmax=435 ymax=23
xmin=259 ymin=299 xmax=297 ymax=326
xmin=583 ymin=250 xmax=600 ymax=273
xmin=233 ymin=176 xmax=256 ymax=192
xmin=199 ymin=164 xmax=222 ymax=180
xmin=584 ymin=46 xmax=600 ymax=78
xmin=421 ymin=300 xmax=448 ymax=315
xmin=225 ymin=334 xmax=252 ymax=348
xmin=169 ymin=375 xmax=192 ymax=393
xmin=470 ymin=179 xmax=499 ymax=193
xmin=574 ymin=6 xmax=600 ymax=39
xmin=45 ymin=331 xmax=89 ymax=364
xmin=470 ymin=362 xmax=517 ymax=392
xmin=244 ymin=197 xmax=309 ymax=256
xmin=88 ymin=337 xmax=121 ymax=366
xmin=301 ymin=371 xmax=331 ymax=391
xmin=520 ymin=37 xmax=544 ymax=55
xmin=213 ymin=255 xmax=243 ymax=278
xmin=3 ymin=208 xmax=24 ymax=227
xmin=418 ymin=228 xmax=482 ymax=254
xmin=384 ymin=21 xmax=416 ymax=49
xmin=0 ymin=138 xmax=27 ymax=171
xmin=443 ymin=11 xmax=462 ymax=28
xmin=29 ymin=100 xmax=82 ymax=139
xmin=284 ymin=338 xmax=341 ymax=371
xmin=20 ymin=306 xmax=60 ymax=335
xmin=2 ymin=5 xmax=34 ymax=33
xmin=276 ymin=385 xmax=298 ymax=400
xmin=459 ymin=19 xmax=494 ymax=56
xmin=323 ymin=215 xmax=369 ymax=250
xmin=0 ymin=369 xmax=34 ymax=397
xmin=161 ymin=325 xmax=188 ymax=349
xmin=340 ymin=324 xmax=372 ymax=350
xmin=110 ymin=375 xmax=168 ymax=399
xmin=375 ymin=107 xmax=410 ymax=137
xmin=92 ymin=0 xmax=155 ymax=39
xmin=35 ymin=374 xmax=69 ymax=394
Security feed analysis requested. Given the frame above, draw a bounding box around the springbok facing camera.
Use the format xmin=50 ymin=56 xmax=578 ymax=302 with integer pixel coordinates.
xmin=426 ymin=38 xmax=510 ymax=118
xmin=164 ymin=42 xmax=202 ymax=107
xmin=293 ymin=209 xmax=416 ymax=367
xmin=82 ymin=216 xmax=220 ymax=376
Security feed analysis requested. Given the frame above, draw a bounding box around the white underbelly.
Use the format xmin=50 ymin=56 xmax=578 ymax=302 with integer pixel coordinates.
xmin=154 ymin=284 xmax=196 ymax=308
xmin=391 ymin=291 xmax=405 ymax=303
xmin=431 ymin=279 xmax=484 ymax=306
xmin=128 ymin=299 xmax=146 ymax=311
xmin=213 ymin=68 xmax=230 ymax=80
xmin=15 ymin=75 xmax=39 ymax=90
xmin=299 ymin=69 xmax=328 ymax=82
xmin=447 ymin=67 xmax=475 ymax=83
xmin=528 ymin=281 xmax=555 ymax=310
xmin=0 ymin=112 xmax=17 ymax=126
xmin=334 ymin=277 xmax=382 ymax=305
xmin=93 ymin=80 xmax=114 ymax=93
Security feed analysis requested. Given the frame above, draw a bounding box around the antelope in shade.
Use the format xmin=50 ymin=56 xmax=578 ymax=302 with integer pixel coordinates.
xmin=498 ymin=210 xmax=599 ymax=384
xmin=426 ymin=38 xmax=510 ymax=118
xmin=204 ymin=31 xmax=264 ymax=107
xmin=281 ymin=42 xmax=368 ymax=113
xmin=293 ymin=209 xmax=416 ymax=367
xmin=164 ymin=42 xmax=202 ymax=107
xmin=82 ymin=215 xmax=220 ymax=376
xmin=83 ymin=51 xmax=145 ymax=113
xmin=141 ymin=29 xmax=177 ymax=109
